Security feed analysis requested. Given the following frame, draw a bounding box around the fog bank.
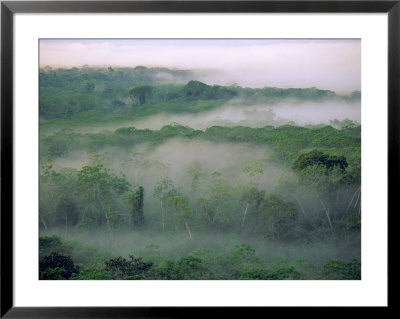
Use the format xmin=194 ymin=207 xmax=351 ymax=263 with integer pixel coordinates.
xmin=41 ymin=99 xmax=360 ymax=135
xmin=52 ymin=138 xmax=281 ymax=195
xmin=130 ymin=100 xmax=361 ymax=130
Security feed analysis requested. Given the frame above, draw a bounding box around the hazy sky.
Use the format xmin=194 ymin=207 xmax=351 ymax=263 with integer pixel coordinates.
xmin=40 ymin=39 xmax=360 ymax=92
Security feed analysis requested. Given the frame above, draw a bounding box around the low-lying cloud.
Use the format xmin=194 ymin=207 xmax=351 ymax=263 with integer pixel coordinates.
xmin=51 ymin=138 xmax=281 ymax=197
xmin=132 ymin=100 xmax=360 ymax=130
xmin=42 ymin=99 xmax=360 ymax=135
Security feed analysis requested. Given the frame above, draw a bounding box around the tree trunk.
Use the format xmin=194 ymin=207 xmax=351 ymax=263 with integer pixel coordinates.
xmin=293 ymin=194 xmax=306 ymax=216
xmin=82 ymin=204 xmax=91 ymax=220
xmin=242 ymin=203 xmax=249 ymax=226
xmin=41 ymin=218 xmax=48 ymax=231
xmin=161 ymin=201 xmax=165 ymax=230
xmin=353 ymin=188 xmax=361 ymax=210
xmin=185 ymin=222 xmax=192 ymax=240
xmin=319 ymin=198 xmax=333 ymax=231
xmin=105 ymin=209 xmax=113 ymax=240
xmin=347 ymin=186 xmax=361 ymax=212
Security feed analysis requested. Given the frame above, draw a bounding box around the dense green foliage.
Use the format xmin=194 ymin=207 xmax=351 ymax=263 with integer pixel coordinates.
xmin=39 ymin=236 xmax=360 ymax=280
xmin=40 ymin=124 xmax=360 ymax=167
xmin=39 ymin=66 xmax=361 ymax=280
xmin=293 ymin=149 xmax=348 ymax=172
xmin=104 ymin=255 xmax=153 ymax=279
xmin=39 ymin=66 xmax=360 ymax=121
xmin=39 ymin=252 xmax=80 ymax=280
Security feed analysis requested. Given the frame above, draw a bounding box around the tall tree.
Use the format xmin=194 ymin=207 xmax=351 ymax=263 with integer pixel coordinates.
xmin=131 ymin=185 xmax=144 ymax=227
xmin=296 ymin=163 xmax=348 ymax=231
xmin=77 ymin=165 xmax=130 ymax=232
xmin=197 ymin=173 xmax=234 ymax=229
xmin=154 ymin=177 xmax=177 ymax=230
xmin=167 ymin=195 xmax=194 ymax=240
xmin=261 ymin=194 xmax=298 ymax=241
xmin=240 ymin=187 xmax=265 ymax=229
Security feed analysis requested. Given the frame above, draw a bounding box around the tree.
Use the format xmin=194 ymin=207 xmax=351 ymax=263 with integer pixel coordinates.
xmin=54 ymin=197 xmax=79 ymax=232
xmin=197 ymin=174 xmax=235 ymax=229
xmin=39 ymin=235 xmax=73 ymax=261
xmin=221 ymin=243 xmax=263 ymax=279
xmin=153 ymin=177 xmax=177 ymax=230
xmin=293 ymin=149 xmax=347 ymax=172
xmin=292 ymin=150 xmax=355 ymax=232
xmin=273 ymin=172 xmax=307 ymax=218
xmin=239 ymin=163 xmax=265 ymax=229
xmin=240 ymin=186 xmax=265 ymax=228
xmin=77 ymin=165 xmax=130 ymax=232
xmin=181 ymin=80 xmax=208 ymax=98
xmin=148 ymin=255 xmax=212 ymax=280
xmin=39 ymin=164 xmax=78 ymax=230
xmin=39 ymin=252 xmax=79 ymax=280
xmin=261 ymin=194 xmax=298 ymax=241
xmin=297 ymin=164 xmax=348 ymax=231
xmin=129 ymin=85 xmax=153 ymax=105
xmin=318 ymin=259 xmax=361 ymax=280
xmin=131 ymin=185 xmax=144 ymax=227
xmin=167 ymin=195 xmax=194 ymax=240
xmin=183 ymin=161 xmax=206 ymax=195
xmin=181 ymin=80 xmax=237 ymax=100
xmin=105 ymin=255 xmax=153 ymax=279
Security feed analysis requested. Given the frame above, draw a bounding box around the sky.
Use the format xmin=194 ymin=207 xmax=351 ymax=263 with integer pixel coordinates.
xmin=40 ymin=39 xmax=361 ymax=93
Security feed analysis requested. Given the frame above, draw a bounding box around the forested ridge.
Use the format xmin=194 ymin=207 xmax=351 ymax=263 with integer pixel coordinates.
xmin=40 ymin=66 xmax=360 ymax=121
xmin=39 ymin=66 xmax=361 ymax=280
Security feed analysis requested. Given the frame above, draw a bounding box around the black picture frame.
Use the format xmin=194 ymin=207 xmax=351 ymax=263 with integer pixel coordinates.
xmin=1 ymin=1 xmax=396 ymax=317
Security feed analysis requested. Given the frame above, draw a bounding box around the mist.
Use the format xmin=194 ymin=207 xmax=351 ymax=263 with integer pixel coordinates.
xmin=51 ymin=138 xmax=281 ymax=194
xmin=40 ymin=125 xmax=361 ymax=279
xmin=40 ymin=226 xmax=348 ymax=267
xmin=130 ymin=99 xmax=361 ymax=130
xmin=40 ymin=99 xmax=360 ymax=136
